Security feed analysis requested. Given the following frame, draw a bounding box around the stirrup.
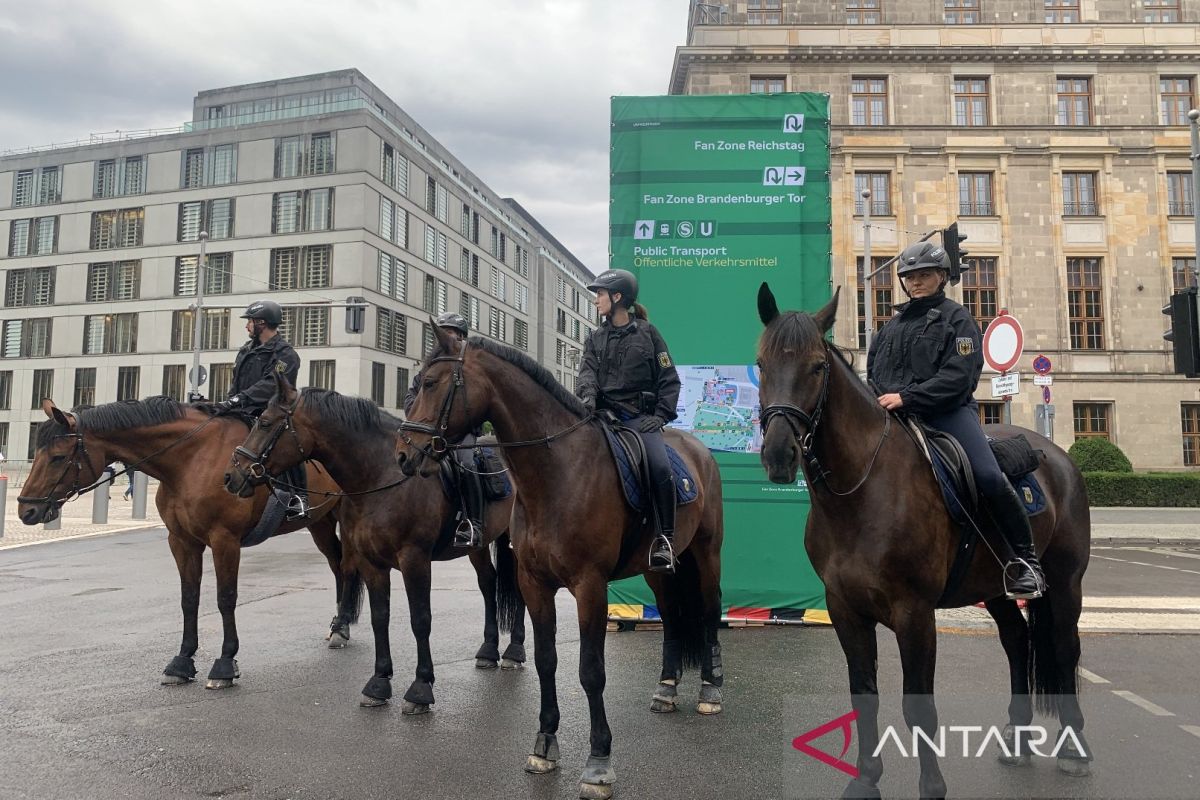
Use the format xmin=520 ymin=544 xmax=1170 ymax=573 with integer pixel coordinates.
xmin=285 ymin=494 xmax=309 ymax=521
xmin=454 ymin=518 xmax=482 ymax=548
xmin=648 ymin=535 xmax=677 ymax=574
xmin=1003 ymin=558 xmax=1045 ymax=600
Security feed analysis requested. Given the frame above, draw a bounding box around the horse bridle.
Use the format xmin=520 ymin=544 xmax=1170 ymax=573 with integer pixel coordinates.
xmin=16 ymin=412 xmax=102 ymax=511
xmin=230 ymin=397 xmax=308 ymax=482
xmin=398 ymin=354 xmax=467 ymax=462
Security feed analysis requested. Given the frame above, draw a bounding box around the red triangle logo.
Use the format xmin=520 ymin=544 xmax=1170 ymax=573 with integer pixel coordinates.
xmin=792 ymin=709 xmax=860 ymax=778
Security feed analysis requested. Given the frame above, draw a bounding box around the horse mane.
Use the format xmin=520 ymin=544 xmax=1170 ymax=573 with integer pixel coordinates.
xmin=299 ymin=387 xmax=402 ymax=433
xmin=758 ymin=310 xmax=877 ymax=405
xmin=36 ymin=396 xmax=188 ymax=448
xmin=430 ymin=336 xmax=586 ymax=418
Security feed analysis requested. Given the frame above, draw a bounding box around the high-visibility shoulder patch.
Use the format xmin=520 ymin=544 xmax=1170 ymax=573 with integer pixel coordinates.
xmin=657 ymin=352 xmax=672 ymax=368
xmin=956 ymin=337 xmax=974 ymax=357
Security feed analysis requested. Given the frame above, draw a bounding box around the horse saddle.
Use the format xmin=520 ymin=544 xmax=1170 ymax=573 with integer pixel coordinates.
xmin=598 ymin=421 xmax=699 ymax=514
xmin=437 ymin=443 xmax=512 ymax=504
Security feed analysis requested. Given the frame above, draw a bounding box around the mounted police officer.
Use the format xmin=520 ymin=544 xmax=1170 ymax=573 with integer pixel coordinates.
xmin=576 ymin=269 xmax=682 ymax=573
xmin=405 ymin=311 xmax=487 ymax=549
xmin=867 ymin=242 xmax=1046 ymax=599
xmin=216 ymin=299 xmax=308 ymax=520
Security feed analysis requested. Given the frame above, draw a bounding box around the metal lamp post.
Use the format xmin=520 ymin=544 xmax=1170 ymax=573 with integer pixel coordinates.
xmin=187 ymin=231 xmax=209 ymax=402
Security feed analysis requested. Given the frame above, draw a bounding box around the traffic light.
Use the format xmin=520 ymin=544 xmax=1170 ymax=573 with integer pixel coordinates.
xmin=345 ymin=296 xmax=366 ymax=334
xmin=942 ymin=222 xmax=969 ymax=285
xmin=1164 ymin=288 xmax=1200 ymax=377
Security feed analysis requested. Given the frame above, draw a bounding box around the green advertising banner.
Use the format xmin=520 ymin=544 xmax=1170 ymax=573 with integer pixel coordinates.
xmin=608 ymin=94 xmax=832 ymax=622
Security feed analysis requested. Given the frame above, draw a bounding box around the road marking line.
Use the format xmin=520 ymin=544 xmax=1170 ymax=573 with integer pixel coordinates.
xmin=1112 ymin=690 xmax=1175 ymax=717
xmin=1090 ymin=554 xmax=1200 ymax=576
xmin=1078 ymin=668 xmax=1110 ymax=684
xmin=1138 ymin=547 xmax=1200 ymax=562
xmin=1083 ymin=596 xmax=1200 ymax=610
xmin=1180 ymin=725 xmax=1200 ymax=740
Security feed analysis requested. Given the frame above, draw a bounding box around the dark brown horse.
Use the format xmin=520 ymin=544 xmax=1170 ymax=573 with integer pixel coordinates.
xmin=396 ymin=330 xmax=726 ymax=800
xmin=223 ymin=373 xmax=525 ymax=713
xmin=756 ymin=284 xmax=1091 ymax=799
xmin=18 ymin=397 xmax=355 ymax=689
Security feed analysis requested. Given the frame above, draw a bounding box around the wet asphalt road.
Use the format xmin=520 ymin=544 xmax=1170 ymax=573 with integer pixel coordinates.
xmin=0 ymin=529 xmax=1197 ymax=800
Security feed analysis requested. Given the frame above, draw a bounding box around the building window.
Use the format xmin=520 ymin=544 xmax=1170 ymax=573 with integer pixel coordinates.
xmin=489 ymin=307 xmax=507 ymax=341
xmin=13 ymin=166 xmax=61 ymax=207
xmin=379 ymin=197 xmax=408 ymax=247
xmin=170 ymin=309 xmax=228 ymax=352
xmin=514 ymin=318 xmax=529 ymax=350
xmin=953 ymin=77 xmax=989 ymax=126
xmin=8 ymin=216 xmax=58 ymax=256
xmin=380 ymin=142 xmax=409 ymax=195
xmin=1073 ymin=402 xmax=1111 ymax=441
xmin=31 ymin=369 xmax=53 ymax=409
xmin=274 ymin=132 xmax=335 ymax=178
xmin=750 ymin=76 xmax=786 ymax=94
xmin=1056 ymin=77 xmax=1092 ymax=126
xmin=210 ymin=363 xmax=234 ymax=401
xmin=1172 ymin=257 xmax=1197 ymax=290
xmin=395 ymin=367 xmax=410 ymax=410
xmin=272 ymin=188 xmax=332 ymax=233
xmin=1182 ymin=404 xmax=1200 ymax=465
xmin=0 ymin=423 xmax=7 ymax=456
xmin=1 ymin=318 xmax=51 ymax=358
xmin=461 ymin=250 xmax=481 ymax=287
xmin=376 ymin=308 xmax=408 ymax=355
xmin=1045 ymin=0 xmax=1080 ymax=23
xmin=1168 ymin=172 xmax=1193 ymax=215
xmin=5 ymin=267 xmax=55 ymax=307
xmin=174 ymin=253 xmax=232 ymax=296
xmin=178 ymin=198 xmax=234 ymax=241
xmin=94 ymin=156 xmax=145 ymax=198
xmin=182 ymin=144 xmax=237 ymax=188
xmin=0 ymin=371 xmax=10 ymax=409
xmin=1160 ymin=77 xmax=1194 ymax=125
xmin=958 ymin=172 xmax=994 ymax=216
xmin=978 ymin=401 xmax=1004 ymax=426
xmin=857 ymin=256 xmax=892 ymax=348
xmin=73 ymin=368 xmax=96 ymax=408
xmin=423 ymin=227 xmax=449 ymax=270
xmin=961 ymin=257 xmax=998 ymax=332
xmin=847 ymin=0 xmax=881 ymax=24
xmin=309 ymin=360 xmax=336 ymax=390
xmin=83 ymin=313 xmax=138 ymax=355
xmin=422 ymin=276 xmax=448 ymax=314
xmin=162 ymin=364 xmax=186 ymax=402
xmin=378 ymin=251 xmax=408 ymax=301
xmin=86 ymin=261 xmax=140 ymax=302
xmin=1067 ymin=257 xmax=1104 ymax=350
xmin=370 ymin=362 xmax=386 ymax=405
xmin=90 ymin=208 xmax=144 ymax=249
xmin=556 ymin=308 xmax=567 ymax=334
xmin=1062 ymin=172 xmax=1098 ymax=216
xmin=747 ymin=0 xmax=782 ymax=24
xmin=280 ymin=306 xmax=330 ymax=348
xmin=945 ymin=0 xmax=980 ymax=24
xmin=270 ymin=246 xmax=331 ymax=290
xmin=854 ymin=172 xmax=891 ymax=215
xmin=514 ymin=283 xmax=528 ymax=313
xmin=422 ymin=323 xmax=434 ymax=357
xmin=850 ymin=78 xmax=888 ymax=126
xmin=116 ymin=366 xmax=140 ymax=402
xmin=1145 ymin=0 xmax=1181 ymax=23
xmin=460 ymin=294 xmax=481 ymax=330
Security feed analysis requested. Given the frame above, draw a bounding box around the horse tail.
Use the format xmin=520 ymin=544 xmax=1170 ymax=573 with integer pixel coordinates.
xmin=340 ymin=566 xmax=365 ymax=625
xmin=664 ymin=548 xmax=707 ymax=669
xmin=1027 ymin=595 xmax=1067 ymax=718
xmin=493 ymin=533 xmax=524 ymax=635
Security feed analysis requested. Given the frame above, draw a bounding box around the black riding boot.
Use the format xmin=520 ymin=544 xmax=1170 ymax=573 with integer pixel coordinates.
xmin=989 ymin=481 xmax=1046 ymax=600
xmin=648 ymin=474 xmax=678 ymax=574
xmin=453 ymin=453 xmax=484 ymax=548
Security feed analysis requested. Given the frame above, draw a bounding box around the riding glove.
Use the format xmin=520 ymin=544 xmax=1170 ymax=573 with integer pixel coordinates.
xmin=582 ymin=395 xmax=597 ymax=414
xmin=636 ymin=416 xmax=665 ymax=433
xmin=215 ymin=396 xmax=242 ymax=414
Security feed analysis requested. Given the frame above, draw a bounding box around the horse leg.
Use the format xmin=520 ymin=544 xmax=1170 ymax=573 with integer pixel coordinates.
xmin=827 ymin=593 xmax=883 ymax=799
xmin=359 ymin=563 xmax=394 ymax=707
xmin=1041 ymin=566 xmax=1092 ymax=776
xmin=205 ymin=536 xmax=242 ymax=690
xmin=502 ymin=594 xmax=528 ymax=670
xmin=495 ymin=535 xmax=527 ymax=669
xmin=308 ymin=516 xmax=351 ymax=648
xmin=469 ymin=547 xmax=501 ymax=669
xmin=575 ymin=576 xmax=617 ymax=800
xmin=985 ymin=597 xmax=1033 ymax=766
xmin=519 ymin=574 xmax=561 ymax=776
xmin=894 ymin=608 xmax=947 ymax=800
xmin=162 ymin=533 xmax=202 ymax=685
xmin=643 ymin=573 xmax=682 ymax=713
xmin=398 ymin=548 xmax=436 ymax=714
xmin=694 ymin=537 xmax=725 ymax=715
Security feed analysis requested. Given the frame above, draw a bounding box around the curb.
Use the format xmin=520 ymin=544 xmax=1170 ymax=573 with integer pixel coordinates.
xmin=1090 ymin=537 xmax=1199 ymax=547
xmin=0 ymin=523 xmax=162 ymax=551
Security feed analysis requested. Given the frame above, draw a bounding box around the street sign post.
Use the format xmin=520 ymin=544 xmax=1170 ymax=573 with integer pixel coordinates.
xmin=990 ymin=372 xmax=1020 ymax=397
xmin=1031 ymin=354 xmax=1053 ymax=438
xmin=983 ymin=312 xmax=1024 ymax=424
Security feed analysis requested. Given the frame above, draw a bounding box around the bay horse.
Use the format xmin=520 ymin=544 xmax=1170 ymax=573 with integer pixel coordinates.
xmin=396 ymin=329 xmax=726 ymax=800
xmin=223 ymin=373 xmax=526 ymax=713
xmin=18 ymin=397 xmax=356 ymax=690
xmin=755 ymin=284 xmax=1091 ymax=799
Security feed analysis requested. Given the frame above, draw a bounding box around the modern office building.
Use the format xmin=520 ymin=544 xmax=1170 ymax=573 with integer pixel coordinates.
xmin=672 ymin=0 xmax=1200 ymax=467
xmin=0 ymin=69 xmax=598 ymax=462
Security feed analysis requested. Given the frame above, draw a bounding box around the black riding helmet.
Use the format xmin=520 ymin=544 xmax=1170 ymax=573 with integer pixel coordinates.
xmin=587 ymin=269 xmax=638 ymax=307
xmin=435 ymin=311 xmax=469 ymax=337
xmin=240 ymin=299 xmax=283 ymax=327
xmin=896 ymin=242 xmax=951 ymax=277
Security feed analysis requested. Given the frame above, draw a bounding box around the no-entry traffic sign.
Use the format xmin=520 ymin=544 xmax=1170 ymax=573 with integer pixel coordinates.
xmin=983 ymin=314 xmax=1024 ymax=373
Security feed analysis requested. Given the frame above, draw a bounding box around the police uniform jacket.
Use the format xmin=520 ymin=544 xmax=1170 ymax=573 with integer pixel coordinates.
xmin=866 ymin=293 xmax=983 ymax=418
xmin=228 ymin=335 xmax=301 ymax=414
xmin=577 ymin=317 xmax=681 ymax=422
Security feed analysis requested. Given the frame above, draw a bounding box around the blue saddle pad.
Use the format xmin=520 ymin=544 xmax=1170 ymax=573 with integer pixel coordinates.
xmin=600 ymin=425 xmax=699 ymax=512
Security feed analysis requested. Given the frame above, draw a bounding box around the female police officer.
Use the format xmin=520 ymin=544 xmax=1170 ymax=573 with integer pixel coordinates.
xmin=867 ymin=242 xmax=1045 ymax=599
xmin=576 ymin=269 xmax=682 ymax=573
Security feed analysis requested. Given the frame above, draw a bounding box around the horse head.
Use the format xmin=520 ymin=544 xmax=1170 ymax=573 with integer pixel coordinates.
xmin=17 ymin=400 xmax=106 ymax=524
xmin=756 ymin=282 xmax=841 ymax=485
xmin=397 ymin=322 xmax=492 ymax=477
xmin=224 ymin=371 xmax=305 ymax=497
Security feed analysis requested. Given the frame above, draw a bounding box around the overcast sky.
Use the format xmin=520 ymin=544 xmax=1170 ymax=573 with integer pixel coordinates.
xmin=0 ymin=0 xmax=691 ymax=274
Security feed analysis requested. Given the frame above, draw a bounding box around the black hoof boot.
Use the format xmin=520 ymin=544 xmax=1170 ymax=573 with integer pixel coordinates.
xmin=525 ymin=732 xmax=560 ymax=774
xmin=651 ymin=680 xmax=678 ymax=713
xmin=401 ymin=679 xmax=435 ymax=715
xmin=161 ymin=655 xmax=197 ymax=685
xmin=475 ymin=641 xmax=501 ymax=669
xmin=997 ymin=723 xmax=1032 ymax=766
xmin=205 ymin=657 xmax=240 ymax=690
xmin=842 ymin=777 xmax=882 ymax=799
xmin=360 ymin=674 xmax=392 ymax=707
xmin=327 ymin=615 xmax=350 ymax=648
xmin=648 ymin=535 xmax=676 ymax=573
xmin=1057 ymin=728 xmax=1093 ymax=777
xmin=501 ymin=642 xmax=526 ymax=669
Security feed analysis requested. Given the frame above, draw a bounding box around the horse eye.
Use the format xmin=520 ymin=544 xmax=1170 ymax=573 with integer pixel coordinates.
xmin=49 ymin=455 xmax=65 ymax=464
xmin=259 ymin=418 xmax=272 ymax=428
xmin=422 ymin=379 xmax=436 ymax=390
xmin=812 ymin=362 xmax=825 ymax=375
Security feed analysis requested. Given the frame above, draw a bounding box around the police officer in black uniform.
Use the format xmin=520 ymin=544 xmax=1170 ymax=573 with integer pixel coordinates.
xmin=867 ymin=242 xmax=1046 ymax=599
xmin=576 ymin=269 xmax=682 ymax=573
xmin=405 ymin=311 xmax=487 ymax=548
xmin=216 ymin=299 xmax=307 ymax=518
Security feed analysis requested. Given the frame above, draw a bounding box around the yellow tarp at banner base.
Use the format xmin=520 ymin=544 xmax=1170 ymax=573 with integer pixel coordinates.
xmin=802 ymin=609 xmax=832 ymax=625
xmin=607 ymin=604 xmax=645 ymax=620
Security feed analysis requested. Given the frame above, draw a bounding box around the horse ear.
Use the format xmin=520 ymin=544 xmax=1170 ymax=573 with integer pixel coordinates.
xmin=758 ymin=282 xmax=780 ymax=326
xmin=43 ymin=399 xmax=74 ymax=430
xmin=273 ymin=368 xmax=296 ymax=403
xmin=812 ymin=286 xmax=842 ymax=335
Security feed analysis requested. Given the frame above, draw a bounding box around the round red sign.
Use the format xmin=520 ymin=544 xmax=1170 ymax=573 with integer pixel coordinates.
xmin=982 ymin=314 xmax=1024 ymax=373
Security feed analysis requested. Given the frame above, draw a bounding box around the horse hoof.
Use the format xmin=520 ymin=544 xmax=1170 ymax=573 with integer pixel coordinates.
xmin=697 ymin=682 xmax=722 ymax=715
xmin=524 ymin=755 xmax=558 ymax=774
xmin=500 ymin=658 xmax=523 ymax=670
xmin=359 ymin=695 xmax=388 ymax=708
xmin=842 ymin=777 xmax=882 ymax=799
xmin=476 ymin=658 xmax=499 ymax=669
xmin=327 ymin=631 xmax=350 ymax=649
xmin=401 ymin=700 xmax=430 ymax=715
xmin=998 ymin=752 xmax=1031 ymax=767
xmin=160 ymin=673 xmax=192 ymax=686
xmin=579 ymin=782 xmax=613 ymax=800
xmin=205 ymin=678 xmax=236 ymax=690
xmin=697 ymin=700 xmax=723 ymax=715
xmin=650 ymin=695 xmax=677 ymax=713
xmin=1058 ymin=757 xmax=1091 ymax=777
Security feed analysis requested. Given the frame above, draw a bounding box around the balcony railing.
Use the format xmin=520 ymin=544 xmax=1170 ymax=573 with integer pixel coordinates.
xmin=1063 ymin=202 xmax=1099 ymax=216
xmin=959 ymin=201 xmax=994 ymax=216
xmin=1169 ymin=201 xmax=1194 ymax=216
xmin=855 ymin=200 xmax=892 ymax=216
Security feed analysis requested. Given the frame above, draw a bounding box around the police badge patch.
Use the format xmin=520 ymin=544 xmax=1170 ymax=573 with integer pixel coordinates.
xmin=657 ymin=352 xmax=672 ymax=368
xmin=956 ymin=337 xmax=974 ymax=356
xmin=275 ymin=361 xmax=288 ymax=374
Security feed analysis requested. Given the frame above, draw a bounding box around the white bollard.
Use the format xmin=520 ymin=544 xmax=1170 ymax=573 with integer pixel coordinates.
xmin=0 ymin=475 xmax=7 ymax=539
xmin=92 ymin=476 xmax=111 ymax=524
xmin=131 ymin=471 xmax=149 ymax=520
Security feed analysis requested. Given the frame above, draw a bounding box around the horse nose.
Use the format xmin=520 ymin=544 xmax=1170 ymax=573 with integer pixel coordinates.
xmin=223 ymin=471 xmax=235 ymax=490
xmin=397 ymin=452 xmax=415 ymax=476
xmin=19 ymin=507 xmax=39 ymax=525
